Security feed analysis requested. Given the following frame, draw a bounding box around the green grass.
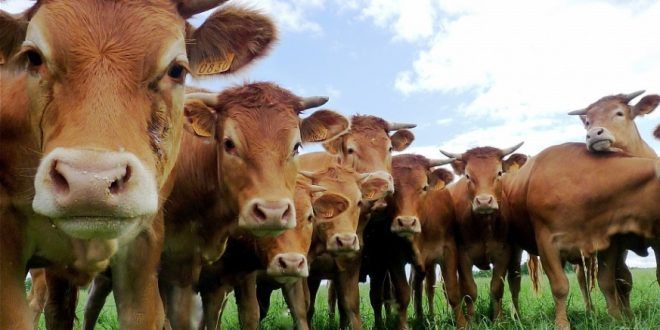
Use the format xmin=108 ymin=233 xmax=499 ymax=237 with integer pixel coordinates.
xmin=31 ymin=268 xmax=659 ymax=329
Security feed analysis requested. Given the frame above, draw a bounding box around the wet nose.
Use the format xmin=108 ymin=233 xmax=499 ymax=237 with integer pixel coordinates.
xmin=328 ymin=233 xmax=360 ymax=252
xmin=473 ymin=194 xmax=498 ymax=212
xmin=276 ymin=253 xmax=308 ymax=274
xmin=241 ymin=199 xmax=296 ymax=235
xmin=397 ymin=216 xmax=417 ymax=228
xmin=51 ymin=160 xmax=131 ymax=202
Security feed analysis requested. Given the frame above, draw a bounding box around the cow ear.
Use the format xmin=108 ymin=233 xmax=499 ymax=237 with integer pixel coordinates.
xmin=450 ymin=160 xmax=466 ymax=176
xmin=359 ymin=174 xmax=392 ymax=201
xmin=390 ymin=129 xmax=414 ymax=151
xmin=428 ymin=168 xmax=454 ymax=190
xmin=0 ymin=11 xmax=28 ymax=67
xmin=312 ymin=193 xmax=349 ymax=219
xmin=301 ymin=110 xmax=349 ymax=143
xmin=184 ymin=99 xmax=217 ymax=139
xmin=503 ymin=153 xmax=528 ymax=173
xmin=632 ymin=95 xmax=660 ymax=118
xmin=186 ymin=6 xmax=276 ymax=77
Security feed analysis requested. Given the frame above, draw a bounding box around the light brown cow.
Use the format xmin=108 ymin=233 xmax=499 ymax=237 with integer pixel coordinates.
xmin=197 ymin=179 xmax=325 ymax=330
xmin=442 ymin=143 xmax=527 ymax=321
xmin=0 ymin=1 xmax=276 ymax=328
xmin=569 ymin=91 xmax=660 ymax=316
xmin=504 ymin=143 xmax=660 ymax=330
xmin=80 ymin=82 xmax=349 ymax=329
xmin=363 ymin=155 xmax=465 ymax=329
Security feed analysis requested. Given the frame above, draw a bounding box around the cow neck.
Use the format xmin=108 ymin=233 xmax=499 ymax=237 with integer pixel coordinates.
xmin=622 ymin=128 xmax=657 ymax=158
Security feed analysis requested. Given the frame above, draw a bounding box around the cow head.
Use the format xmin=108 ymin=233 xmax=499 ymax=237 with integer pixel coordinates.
xmin=322 ymin=115 xmax=416 ymax=200
xmin=389 ymin=155 xmax=453 ymax=236
xmin=0 ymin=1 xmax=276 ymax=239
xmin=302 ymin=165 xmax=387 ymax=255
xmin=441 ymin=143 xmax=524 ymax=214
xmin=261 ymin=179 xmax=324 ymax=283
xmin=568 ymin=91 xmax=659 ymax=154
xmin=184 ymin=83 xmax=348 ymax=236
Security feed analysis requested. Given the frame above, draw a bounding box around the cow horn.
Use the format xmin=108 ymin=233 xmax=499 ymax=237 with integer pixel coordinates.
xmin=387 ymin=122 xmax=417 ymax=131
xmin=439 ymin=149 xmax=462 ymax=160
xmin=500 ymin=142 xmax=524 ymax=157
xmin=623 ymin=90 xmax=645 ymax=103
xmin=308 ymin=185 xmax=327 ymax=193
xmin=567 ymin=108 xmax=587 ymax=116
xmin=186 ymin=92 xmax=219 ymax=106
xmin=176 ymin=0 xmax=229 ymax=17
xmin=299 ymin=171 xmax=317 ymax=180
xmin=428 ymin=158 xmax=454 ymax=167
xmin=299 ymin=96 xmax=329 ymax=110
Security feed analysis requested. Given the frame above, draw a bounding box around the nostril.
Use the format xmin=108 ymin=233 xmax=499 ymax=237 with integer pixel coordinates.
xmin=282 ymin=204 xmax=292 ymax=221
xmin=252 ymin=204 xmax=267 ymax=222
xmin=597 ymin=129 xmax=603 ymax=136
xmin=488 ymin=196 xmax=493 ymax=203
xmin=109 ymin=166 xmax=131 ymax=195
xmin=412 ymin=218 xmax=417 ymax=226
xmin=298 ymin=259 xmax=305 ymax=269
xmin=50 ymin=161 xmax=69 ymax=195
xmin=586 ymin=134 xmax=590 ymax=139
xmin=278 ymin=256 xmax=287 ymax=269
xmin=336 ymin=236 xmax=344 ymax=247
xmin=397 ymin=218 xmax=404 ymax=227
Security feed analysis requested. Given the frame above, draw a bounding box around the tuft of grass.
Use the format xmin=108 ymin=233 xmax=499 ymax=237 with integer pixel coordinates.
xmin=33 ymin=268 xmax=659 ymax=329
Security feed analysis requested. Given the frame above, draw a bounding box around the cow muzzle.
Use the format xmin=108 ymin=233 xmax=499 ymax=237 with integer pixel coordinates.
xmin=32 ymin=148 xmax=158 ymax=239
xmin=267 ymin=253 xmax=309 ymax=283
xmin=239 ymin=199 xmax=296 ymax=236
xmin=586 ymin=127 xmax=615 ymax=152
xmin=327 ymin=233 xmax=360 ymax=255
xmin=391 ymin=215 xmax=421 ymax=236
xmin=472 ymin=194 xmax=498 ymax=214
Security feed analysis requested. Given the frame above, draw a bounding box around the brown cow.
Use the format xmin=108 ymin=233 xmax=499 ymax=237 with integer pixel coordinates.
xmin=364 ymin=155 xmax=465 ymax=329
xmin=197 ymin=179 xmax=325 ymax=330
xmin=569 ymin=90 xmax=660 ymax=316
xmin=504 ymin=143 xmax=660 ymax=329
xmin=441 ymin=143 xmax=527 ymax=321
xmin=0 ymin=1 xmax=276 ymax=328
xmin=80 ymin=83 xmax=349 ymax=329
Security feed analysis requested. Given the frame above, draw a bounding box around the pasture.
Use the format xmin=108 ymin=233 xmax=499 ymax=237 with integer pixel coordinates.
xmin=30 ymin=268 xmax=659 ymax=329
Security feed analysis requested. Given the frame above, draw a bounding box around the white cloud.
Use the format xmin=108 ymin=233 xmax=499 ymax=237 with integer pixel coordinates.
xmin=231 ymin=0 xmax=325 ymax=33
xmin=1 ymin=0 xmax=34 ymax=13
xmin=436 ymin=118 xmax=454 ymax=125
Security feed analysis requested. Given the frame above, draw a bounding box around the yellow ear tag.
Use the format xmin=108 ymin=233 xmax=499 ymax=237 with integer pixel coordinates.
xmin=195 ymin=53 xmax=235 ymax=75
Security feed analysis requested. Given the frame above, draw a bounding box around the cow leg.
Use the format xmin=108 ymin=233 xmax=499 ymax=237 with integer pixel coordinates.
xmin=389 ymin=265 xmax=410 ymax=330
xmin=256 ymin=282 xmax=275 ymax=321
xmin=44 ymin=270 xmax=78 ymax=330
xmin=457 ymin=253 xmax=477 ymax=322
xmin=425 ymin=268 xmax=437 ymax=321
xmin=575 ymin=263 xmax=593 ymax=312
xmin=412 ymin=268 xmax=425 ymax=320
xmin=336 ymin=269 xmax=363 ymax=330
xmin=440 ymin=247 xmax=467 ymax=330
xmin=235 ymin=272 xmax=260 ymax=330
xmin=507 ymin=248 xmax=523 ymax=318
xmin=614 ymin=251 xmax=633 ymax=318
xmin=383 ymin=272 xmax=395 ymax=320
xmin=282 ymin=279 xmax=310 ymax=330
xmin=169 ymin=284 xmax=195 ymax=330
xmin=27 ymin=269 xmax=48 ymax=329
xmin=200 ymin=282 xmax=231 ymax=330
xmin=327 ymin=280 xmax=337 ymax=321
xmin=112 ymin=218 xmax=165 ymax=329
xmin=84 ymin=271 xmax=113 ymax=330
xmin=306 ymin=276 xmax=321 ymax=324
xmin=489 ymin=257 xmax=508 ymax=321
xmin=369 ymin=268 xmax=387 ymax=329
xmin=537 ymin=231 xmax=570 ymax=330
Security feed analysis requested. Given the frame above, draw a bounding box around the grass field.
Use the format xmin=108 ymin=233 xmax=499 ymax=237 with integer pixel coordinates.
xmin=31 ymin=268 xmax=659 ymax=329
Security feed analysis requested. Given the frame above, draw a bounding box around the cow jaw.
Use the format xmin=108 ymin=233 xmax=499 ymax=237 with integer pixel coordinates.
xmin=33 ymin=148 xmax=158 ymax=239
xmin=586 ymin=127 xmax=616 ymax=152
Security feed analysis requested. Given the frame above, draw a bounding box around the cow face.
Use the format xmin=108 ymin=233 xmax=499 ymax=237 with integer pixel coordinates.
xmin=389 ymin=155 xmax=454 ymax=236
xmin=569 ymin=91 xmax=659 ymax=153
xmin=304 ymin=166 xmax=388 ymax=255
xmin=261 ymin=180 xmax=323 ymax=283
xmin=0 ymin=1 xmax=276 ymax=239
xmin=443 ymin=144 xmax=524 ymax=214
xmin=322 ymin=116 xmax=416 ymax=200
xmin=184 ymin=83 xmax=349 ymax=236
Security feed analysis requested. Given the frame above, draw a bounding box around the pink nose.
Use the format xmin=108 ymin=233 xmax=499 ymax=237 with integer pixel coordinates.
xmin=275 ymin=253 xmax=308 ymax=274
xmin=328 ymin=233 xmax=359 ymax=253
xmin=51 ymin=160 xmax=131 ymax=207
xmin=473 ymin=194 xmax=498 ymax=212
xmin=240 ymin=199 xmax=296 ymax=235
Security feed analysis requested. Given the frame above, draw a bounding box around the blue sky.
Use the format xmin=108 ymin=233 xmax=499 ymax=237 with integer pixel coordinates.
xmin=4 ymin=0 xmax=658 ymax=266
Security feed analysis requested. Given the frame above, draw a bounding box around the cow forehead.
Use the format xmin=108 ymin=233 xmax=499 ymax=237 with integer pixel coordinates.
xmin=348 ymin=130 xmax=390 ymax=148
xmin=28 ymin=1 xmax=184 ymax=78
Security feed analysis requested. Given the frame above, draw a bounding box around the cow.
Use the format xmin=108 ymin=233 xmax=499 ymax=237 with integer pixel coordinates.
xmin=0 ymin=0 xmax=277 ymax=328
xmin=78 ymin=82 xmax=349 ymax=329
xmin=503 ymin=143 xmax=660 ymax=329
xmin=568 ymin=90 xmax=660 ymax=316
xmin=196 ymin=179 xmax=326 ymax=330
xmin=362 ymin=155 xmax=465 ymax=329
xmin=439 ymin=143 xmax=529 ymax=321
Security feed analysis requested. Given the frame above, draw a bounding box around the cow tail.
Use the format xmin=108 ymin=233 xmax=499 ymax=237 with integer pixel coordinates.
xmin=527 ymin=255 xmax=541 ymax=295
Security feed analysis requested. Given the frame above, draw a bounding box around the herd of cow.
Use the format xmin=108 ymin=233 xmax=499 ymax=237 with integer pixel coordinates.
xmin=0 ymin=1 xmax=658 ymax=330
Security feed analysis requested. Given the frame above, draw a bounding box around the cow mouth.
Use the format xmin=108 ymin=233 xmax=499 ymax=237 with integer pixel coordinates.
xmin=268 ymin=273 xmax=307 ymax=284
xmin=588 ymin=139 xmax=613 ymax=152
xmin=392 ymin=228 xmax=420 ymax=237
xmin=329 ymin=249 xmax=358 ymax=257
xmin=52 ymin=216 xmax=143 ymax=240
xmin=473 ymin=207 xmax=497 ymax=215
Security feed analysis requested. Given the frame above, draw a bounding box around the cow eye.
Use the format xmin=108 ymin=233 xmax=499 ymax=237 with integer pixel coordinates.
xmin=422 ymin=185 xmax=428 ymax=192
xmin=585 ymin=121 xmax=590 ymax=126
xmin=498 ymin=171 xmax=503 ymax=176
xmin=347 ymin=148 xmax=355 ymax=155
xmin=465 ymin=174 xmax=470 ymax=180
xmin=26 ymin=50 xmax=43 ymax=66
xmin=223 ymin=138 xmax=236 ymax=154
xmin=307 ymin=214 xmax=313 ymax=222
xmin=167 ymin=64 xmax=187 ymax=82
xmin=616 ymin=111 xmax=624 ymax=117
xmin=357 ymin=200 xmax=363 ymax=207
xmin=389 ymin=146 xmax=393 ymax=153
xmin=293 ymin=142 xmax=302 ymax=157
